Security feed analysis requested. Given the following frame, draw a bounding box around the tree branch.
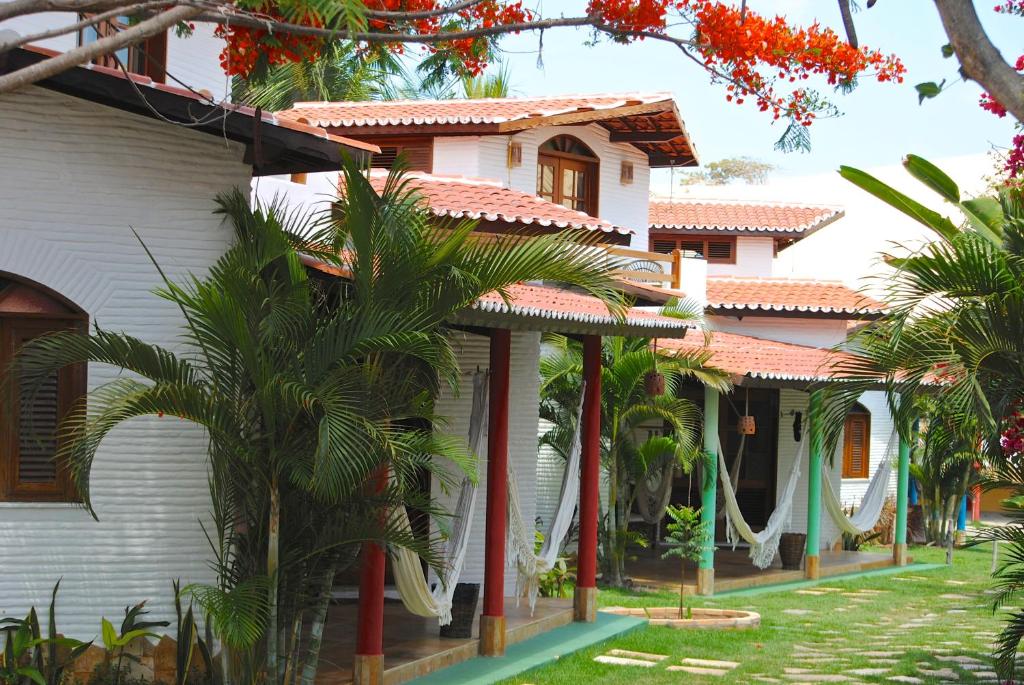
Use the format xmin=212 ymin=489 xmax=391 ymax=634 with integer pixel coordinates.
xmin=837 ymin=0 xmax=858 ymax=49
xmin=0 ymin=2 xmax=171 ymax=55
xmin=933 ymin=0 xmax=1024 ymax=122
xmin=0 ymin=0 xmax=138 ymax=23
xmin=361 ymin=0 xmax=487 ymax=20
xmin=0 ymin=5 xmax=201 ymax=94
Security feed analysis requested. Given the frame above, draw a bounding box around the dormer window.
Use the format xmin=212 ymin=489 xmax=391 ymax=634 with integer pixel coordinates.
xmin=536 ymin=135 xmax=598 ymax=216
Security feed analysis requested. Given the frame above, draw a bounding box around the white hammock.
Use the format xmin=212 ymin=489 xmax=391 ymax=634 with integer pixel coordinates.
xmin=718 ymin=438 xmax=805 ymax=569
xmin=822 ymin=429 xmax=896 ymax=538
xmin=389 ymin=372 xmax=489 ymax=625
xmin=636 ymin=461 xmax=675 ymax=525
xmin=507 ymin=382 xmax=586 ymax=613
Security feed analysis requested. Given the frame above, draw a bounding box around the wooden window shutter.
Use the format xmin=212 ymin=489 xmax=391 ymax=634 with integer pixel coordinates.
xmin=620 ymin=161 xmax=634 ymax=184
xmin=370 ymin=140 xmax=433 ymax=172
xmin=680 ymin=240 xmax=704 ymax=257
xmin=651 ymin=238 xmax=677 ymax=254
xmin=842 ymin=413 xmax=870 ymax=479
xmin=706 ymin=239 xmax=735 ymax=263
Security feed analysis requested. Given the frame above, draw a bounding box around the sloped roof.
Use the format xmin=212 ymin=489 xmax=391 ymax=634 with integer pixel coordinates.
xmin=706 ymin=277 xmax=886 ymax=318
xmin=279 ymin=92 xmax=697 ymax=167
xmin=366 ymin=173 xmax=631 ymax=236
xmin=10 ymin=46 xmax=377 ymax=176
xmin=660 ymin=329 xmax=855 ymax=384
xmin=649 ymin=200 xmax=842 ymax=236
xmin=463 ymin=283 xmax=689 ymax=337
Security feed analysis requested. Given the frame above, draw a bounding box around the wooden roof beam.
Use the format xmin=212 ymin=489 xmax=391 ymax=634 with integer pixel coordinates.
xmin=609 ymin=131 xmax=685 ymax=143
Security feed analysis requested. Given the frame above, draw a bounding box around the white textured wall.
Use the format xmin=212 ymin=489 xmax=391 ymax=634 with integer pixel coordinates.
xmin=777 ymin=389 xmax=842 ymax=549
xmin=432 ymin=137 xmax=485 ymax=178
xmin=0 ymin=11 xmax=226 ymax=97
xmin=431 ymin=330 xmax=541 ymax=591
xmin=709 ymin=315 xmax=850 ymax=349
xmin=0 ymin=87 xmax=250 ymax=638
xmin=839 ymin=391 xmax=898 ymax=505
xmin=430 ymin=124 xmax=651 ymax=248
xmin=707 ymin=236 xmax=775 ymax=277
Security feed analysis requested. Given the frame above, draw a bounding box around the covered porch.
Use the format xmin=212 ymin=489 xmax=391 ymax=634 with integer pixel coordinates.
xmin=627 ymin=547 xmax=896 ymax=595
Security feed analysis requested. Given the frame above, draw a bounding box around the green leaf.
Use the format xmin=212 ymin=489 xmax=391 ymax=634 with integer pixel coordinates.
xmin=17 ymin=666 xmax=46 ymax=685
xmin=839 ymin=165 xmax=960 ymax=242
xmin=915 ymin=80 xmax=945 ymax=104
xmin=904 ymin=154 xmax=960 ymax=203
xmin=960 ymin=197 xmax=1005 ymax=244
xmin=100 ymin=618 xmax=117 ymax=651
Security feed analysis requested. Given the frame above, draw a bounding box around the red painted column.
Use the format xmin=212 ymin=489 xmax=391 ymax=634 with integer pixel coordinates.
xmin=971 ymin=484 xmax=982 ymax=522
xmin=481 ymin=327 xmax=511 ymax=656
xmin=574 ymin=334 xmax=601 ymax=622
xmin=354 ymin=467 xmax=387 ymax=685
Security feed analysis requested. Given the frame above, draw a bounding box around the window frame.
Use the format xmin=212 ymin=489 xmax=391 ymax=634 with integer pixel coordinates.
xmin=0 ymin=278 xmax=87 ymax=503
xmin=841 ymin=408 xmax=871 ymax=479
xmin=648 ymin=234 xmax=737 ymax=264
xmin=78 ymin=15 xmax=168 ymax=83
xmin=536 ymin=135 xmax=599 ymax=217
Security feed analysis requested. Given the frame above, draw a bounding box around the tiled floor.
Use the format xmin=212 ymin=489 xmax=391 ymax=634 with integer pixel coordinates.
xmin=627 ymin=547 xmax=895 ymax=593
xmin=315 ymin=596 xmax=573 ymax=685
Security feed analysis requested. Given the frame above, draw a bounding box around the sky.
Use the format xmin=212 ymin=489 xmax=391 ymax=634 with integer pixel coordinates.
xmin=491 ymin=0 xmax=1020 ymax=178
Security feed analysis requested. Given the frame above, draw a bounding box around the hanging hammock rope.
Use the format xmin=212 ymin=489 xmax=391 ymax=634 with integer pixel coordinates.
xmin=822 ymin=428 xmax=897 ymax=540
xmin=717 ymin=437 xmax=805 ymax=569
xmin=389 ymin=372 xmax=488 ymax=625
xmin=507 ymin=381 xmax=586 ymax=613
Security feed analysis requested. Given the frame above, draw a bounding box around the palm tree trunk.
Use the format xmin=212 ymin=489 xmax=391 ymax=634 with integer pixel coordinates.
xmin=299 ymin=565 xmax=337 ymax=685
xmin=678 ymin=559 xmax=685 ymax=619
xmin=267 ymin=477 xmax=281 ymax=681
xmin=606 ymin=465 xmax=622 ymax=586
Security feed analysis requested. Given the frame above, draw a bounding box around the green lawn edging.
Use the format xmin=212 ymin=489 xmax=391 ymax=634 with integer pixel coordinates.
xmin=408 ymin=613 xmax=646 ymax=685
xmin=710 ymin=562 xmax=947 ymax=598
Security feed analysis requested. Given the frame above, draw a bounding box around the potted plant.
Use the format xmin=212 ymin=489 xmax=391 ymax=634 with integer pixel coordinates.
xmin=439 ymin=583 xmax=479 ymax=639
xmin=660 ymin=505 xmax=712 ymax=619
xmin=779 ymin=532 xmax=807 ymax=570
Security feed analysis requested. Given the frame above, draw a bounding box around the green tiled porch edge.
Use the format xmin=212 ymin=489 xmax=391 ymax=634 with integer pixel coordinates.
xmin=713 ymin=562 xmax=946 ymax=598
xmin=408 ymin=613 xmax=646 ymax=685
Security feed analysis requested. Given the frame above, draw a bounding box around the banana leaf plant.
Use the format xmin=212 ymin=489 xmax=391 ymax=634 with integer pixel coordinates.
xmin=0 ymin=581 xmax=91 ymax=685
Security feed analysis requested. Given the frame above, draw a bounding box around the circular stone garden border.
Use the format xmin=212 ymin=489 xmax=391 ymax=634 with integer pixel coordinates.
xmin=601 ymin=606 xmax=760 ymax=629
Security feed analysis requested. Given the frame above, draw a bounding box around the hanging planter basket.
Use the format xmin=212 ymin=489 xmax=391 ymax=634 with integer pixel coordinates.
xmin=644 ymin=371 xmax=665 ymax=397
xmin=439 ymin=583 xmax=479 ymax=639
xmin=738 ymin=415 xmax=756 ymax=435
xmin=779 ymin=533 xmax=806 ymax=570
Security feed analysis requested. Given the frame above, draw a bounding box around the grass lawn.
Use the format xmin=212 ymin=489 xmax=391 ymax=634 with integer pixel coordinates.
xmin=502 ymin=545 xmax=1007 ymax=684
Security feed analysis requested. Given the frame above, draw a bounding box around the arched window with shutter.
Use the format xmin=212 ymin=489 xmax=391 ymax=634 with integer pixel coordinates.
xmin=0 ymin=275 xmax=87 ymax=502
xmin=536 ymin=135 xmax=599 ymax=216
xmin=842 ymin=404 xmax=871 ymax=479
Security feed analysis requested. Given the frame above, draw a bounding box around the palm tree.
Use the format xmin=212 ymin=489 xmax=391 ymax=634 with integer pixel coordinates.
xmin=539 ymin=315 xmax=728 ymax=587
xmin=823 ymin=156 xmax=1024 ymax=679
xmin=233 ymin=41 xmax=411 ymax=110
xmin=10 ymin=157 xmax=627 ymax=684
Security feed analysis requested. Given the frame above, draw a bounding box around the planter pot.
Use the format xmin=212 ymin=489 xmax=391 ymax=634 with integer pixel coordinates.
xmin=439 ymin=583 xmax=479 ymax=639
xmin=779 ymin=532 xmax=806 ymax=570
xmin=644 ymin=371 xmax=665 ymax=397
xmin=602 ymin=606 xmax=759 ymax=630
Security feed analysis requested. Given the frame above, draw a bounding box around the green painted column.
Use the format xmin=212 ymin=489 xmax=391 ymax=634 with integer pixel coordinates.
xmin=893 ymin=433 xmax=911 ymax=565
xmin=805 ymin=391 xmax=823 ymax=579
xmin=698 ymin=385 xmax=718 ymax=595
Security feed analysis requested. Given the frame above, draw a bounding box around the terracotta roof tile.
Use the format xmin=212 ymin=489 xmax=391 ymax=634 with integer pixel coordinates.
xmin=281 ymin=92 xmax=674 ymax=128
xmin=473 ymin=283 xmax=687 ymax=333
xmin=706 ymin=276 xmax=886 ymax=317
xmin=649 ymin=200 xmax=841 ymax=236
xmin=367 ymin=173 xmax=631 ymax=235
xmin=661 ymin=330 xmax=855 ymax=382
xmin=278 ymin=92 xmax=697 ymax=167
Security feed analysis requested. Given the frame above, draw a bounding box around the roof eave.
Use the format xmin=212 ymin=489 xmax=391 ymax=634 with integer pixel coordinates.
xmin=706 ymin=305 xmax=887 ymax=320
xmin=452 ymin=308 xmax=691 ymax=338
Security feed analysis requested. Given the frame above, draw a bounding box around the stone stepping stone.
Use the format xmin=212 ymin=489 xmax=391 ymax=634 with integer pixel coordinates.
xmin=939 ymin=593 xmax=971 ymax=600
xmin=886 ymin=677 xmax=924 ymax=684
xmin=960 ymin=663 xmax=991 ymax=671
xmin=946 ymin=609 xmax=967 ymax=614
xmin=846 ymin=668 xmax=890 ymax=676
xmin=667 ymin=665 xmax=731 ymax=676
xmin=785 ymin=668 xmax=815 ymax=674
xmin=935 ymin=656 xmax=983 ymax=664
xmin=784 ymin=609 xmax=814 ymax=615
xmin=752 ymin=678 xmax=782 ymax=683
xmin=606 ymin=649 xmax=668 ymax=662
xmin=944 ymin=579 xmax=967 ymax=585
xmin=918 ymin=667 xmax=959 ymax=678
xmin=781 ymin=674 xmax=853 ymax=682
xmin=856 ymin=651 xmax=904 ymax=658
xmin=867 ymin=659 xmax=900 ymax=666
xmin=795 ymin=590 xmax=828 ymax=596
xmin=593 ymin=655 xmax=658 ymax=667
xmin=679 ymin=658 xmax=739 ymax=669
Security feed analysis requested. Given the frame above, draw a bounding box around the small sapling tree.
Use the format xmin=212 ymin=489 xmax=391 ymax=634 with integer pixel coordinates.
xmin=660 ymin=504 xmax=712 ymax=619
